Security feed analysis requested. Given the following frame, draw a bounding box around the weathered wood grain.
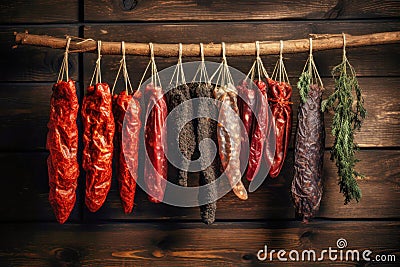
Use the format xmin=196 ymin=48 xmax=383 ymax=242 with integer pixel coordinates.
xmin=0 ymin=153 xmax=81 ymax=222
xmin=0 ymin=0 xmax=78 ymax=24
xmin=84 ymin=0 xmax=400 ymax=22
xmin=83 ymin=21 xmax=400 ymax=81
xmin=85 ymin=21 xmax=400 ymax=44
xmin=0 ymin=83 xmax=81 ymax=151
xmin=0 ymin=27 xmax=79 ymax=82
xmin=0 ymin=221 xmax=398 ymax=266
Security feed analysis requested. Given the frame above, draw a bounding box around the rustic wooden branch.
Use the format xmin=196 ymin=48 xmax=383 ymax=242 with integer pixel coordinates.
xmin=15 ymin=31 xmax=400 ymax=57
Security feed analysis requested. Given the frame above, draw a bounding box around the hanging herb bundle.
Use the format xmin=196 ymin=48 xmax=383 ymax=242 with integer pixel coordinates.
xmin=321 ymin=34 xmax=366 ymax=204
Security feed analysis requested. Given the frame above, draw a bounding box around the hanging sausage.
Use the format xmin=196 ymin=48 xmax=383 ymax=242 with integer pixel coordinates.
xmin=111 ymin=42 xmax=141 ymax=214
xmin=190 ymin=48 xmax=221 ymax=224
xmin=47 ymin=38 xmax=79 ymax=223
xmin=143 ymin=43 xmax=168 ymax=203
xmin=212 ymin=43 xmax=247 ymax=200
xmin=292 ymin=39 xmax=325 ymax=222
xmin=82 ymin=41 xmax=115 ymax=212
xmin=165 ymin=44 xmax=196 ymax=187
xmin=265 ymin=41 xmax=293 ymax=178
xmin=241 ymin=46 xmax=270 ymax=182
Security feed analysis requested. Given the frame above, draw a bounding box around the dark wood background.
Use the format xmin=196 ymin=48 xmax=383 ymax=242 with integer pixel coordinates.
xmin=0 ymin=1 xmax=399 ymax=266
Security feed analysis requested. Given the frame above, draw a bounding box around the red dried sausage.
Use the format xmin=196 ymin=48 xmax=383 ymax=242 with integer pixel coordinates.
xmin=47 ymin=79 xmax=79 ymax=223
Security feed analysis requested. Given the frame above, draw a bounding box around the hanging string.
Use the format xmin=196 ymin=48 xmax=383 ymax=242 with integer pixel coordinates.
xmin=90 ymin=40 xmax=102 ymax=86
xmin=170 ymin=43 xmax=186 ymax=88
xmin=210 ymin=42 xmax=235 ymax=94
xmin=246 ymin=41 xmax=269 ymax=83
xmin=122 ymin=41 xmax=128 ymax=92
xmin=112 ymin=41 xmax=134 ymax=95
xmin=57 ymin=36 xmax=71 ymax=82
xmin=138 ymin=42 xmax=162 ymax=92
xmin=201 ymin=42 xmax=205 ymax=63
xmin=279 ymin=40 xmax=283 ymax=83
xmin=256 ymin=41 xmax=261 ymax=82
xmin=301 ymin=37 xmax=323 ymax=88
xmin=272 ymin=40 xmax=290 ymax=84
xmin=342 ymin=32 xmax=347 ymax=62
xmin=192 ymin=43 xmax=209 ymax=83
xmin=309 ymin=38 xmax=313 ymax=80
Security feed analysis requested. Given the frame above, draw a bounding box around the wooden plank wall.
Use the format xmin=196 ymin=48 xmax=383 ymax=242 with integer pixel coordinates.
xmin=0 ymin=0 xmax=399 ymax=266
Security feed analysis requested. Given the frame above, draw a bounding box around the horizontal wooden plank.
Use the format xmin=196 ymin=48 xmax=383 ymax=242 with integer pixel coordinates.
xmin=0 ymin=153 xmax=81 ymax=222
xmin=83 ymin=21 xmax=400 ymax=81
xmin=86 ymin=150 xmax=400 ymax=221
xmin=0 ymin=221 xmax=398 ymax=266
xmin=0 ymin=27 xmax=79 ymax=82
xmin=84 ymin=0 xmax=400 ymax=22
xmin=0 ymin=83 xmax=82 ymax=151
xmin=0 ymin=0 xmax=78 ymax=24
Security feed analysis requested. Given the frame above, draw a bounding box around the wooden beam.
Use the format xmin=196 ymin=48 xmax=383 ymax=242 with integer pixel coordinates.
xmin=14 ymin=31 xmax=400 ymax=57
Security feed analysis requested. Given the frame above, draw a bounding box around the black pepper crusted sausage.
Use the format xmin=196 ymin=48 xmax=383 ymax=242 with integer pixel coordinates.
xmin=291 ymin=84 xmax=325 ymax=222
xmin=166 ymin=84 xmax=196 ymax=187
xmin=190 ymin=82 xmax=221 ymax=225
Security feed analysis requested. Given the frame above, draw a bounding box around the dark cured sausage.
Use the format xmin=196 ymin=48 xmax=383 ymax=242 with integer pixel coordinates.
xmin=191 ymin=82 xmax=221 ymax=224
xmin=292 ymin=84 xmax=325 ymax=222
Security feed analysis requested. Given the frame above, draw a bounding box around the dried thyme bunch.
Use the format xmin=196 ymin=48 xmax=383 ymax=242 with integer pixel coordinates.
xmin=321 ymin=36 xmax=366 ymax=204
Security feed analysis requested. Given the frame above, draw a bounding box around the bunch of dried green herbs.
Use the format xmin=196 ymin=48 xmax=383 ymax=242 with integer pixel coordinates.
xmin=321 ymin=39 xmax=366 ymax=204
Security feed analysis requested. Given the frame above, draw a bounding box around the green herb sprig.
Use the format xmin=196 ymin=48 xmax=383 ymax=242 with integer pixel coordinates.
xmin=322 ymin=50 xmax=366 ymax=204
xmin=297 ymin=71 xmax=311 ymax=103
